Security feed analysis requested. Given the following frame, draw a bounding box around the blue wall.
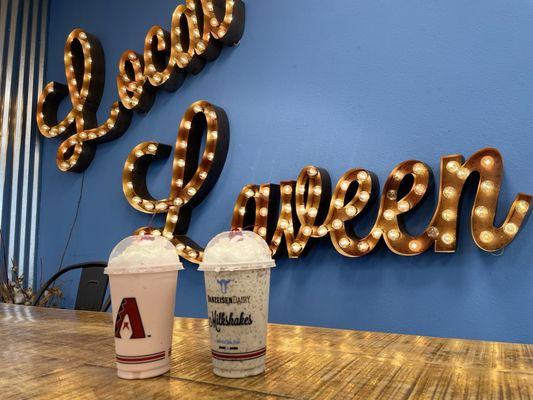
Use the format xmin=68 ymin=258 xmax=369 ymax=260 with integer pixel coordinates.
xmin=40 ymin=0 xmax=533 ymax=343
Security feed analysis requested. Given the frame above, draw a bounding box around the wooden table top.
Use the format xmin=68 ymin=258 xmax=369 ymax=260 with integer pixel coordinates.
xmin=1 ymin=303 xmax=533 ymax=399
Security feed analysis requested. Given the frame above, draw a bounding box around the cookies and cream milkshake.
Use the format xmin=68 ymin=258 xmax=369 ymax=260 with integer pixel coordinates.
xmin=106 ymin=235 xmax=183 ymax=379
xmin=199 ymin=231 xmax=275 ymax=378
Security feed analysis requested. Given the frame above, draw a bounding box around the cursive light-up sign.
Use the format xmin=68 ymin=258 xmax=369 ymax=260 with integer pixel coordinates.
xmin=123 ymin=101 xmax=531 ymax=263
xmin=35 ymin=0 xmax=531 ymax=262
xmin=123 ymin=100 xmax=229 ymax=264
xmin=36 ymin=0 xmax=245 ymax=172
xmin=230 ymin=150 xmax=531 ymax=258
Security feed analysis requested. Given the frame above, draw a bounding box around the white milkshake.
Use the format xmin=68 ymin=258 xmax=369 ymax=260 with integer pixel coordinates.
xmin=199 ymin=231 xmax=275 ymax=378
xmin=106 ymin=235 xmax=183 ymax=379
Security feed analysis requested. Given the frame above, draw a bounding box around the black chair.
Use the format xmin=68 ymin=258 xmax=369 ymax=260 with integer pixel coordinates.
xmin=102 ymin=296 xmax=111 ymax=312
xmin=33 ymin=262 xmax=108 ymax=311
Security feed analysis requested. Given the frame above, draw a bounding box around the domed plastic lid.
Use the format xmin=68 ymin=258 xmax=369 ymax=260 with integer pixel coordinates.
xmin=199 ymin=230 xmax=275 ymax=272
xmin=106 ymin=235 xmax=184 ymax=275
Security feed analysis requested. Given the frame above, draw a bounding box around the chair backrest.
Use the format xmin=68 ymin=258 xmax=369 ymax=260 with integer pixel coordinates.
xmin=101 ymin=296 xmax=111 ymax=312
xmin=34 ymin=262 xmax=108 ymax=312
xmin=75 ymin=265 xmax=108 ymax=311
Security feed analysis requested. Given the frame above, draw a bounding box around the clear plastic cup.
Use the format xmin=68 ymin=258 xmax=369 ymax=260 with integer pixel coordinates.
xmin=199 ymin=231 xmax=275 ymax=378
xmin=105 ymin=235 xmax=183 ymax=379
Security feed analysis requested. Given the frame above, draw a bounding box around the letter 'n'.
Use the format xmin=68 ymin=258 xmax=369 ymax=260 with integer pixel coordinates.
xmin=114 ymin=297 xmax=146 ymax=339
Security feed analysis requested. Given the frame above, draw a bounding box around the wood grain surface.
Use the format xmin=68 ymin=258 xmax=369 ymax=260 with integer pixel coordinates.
xmin=1 ymin=303 xmax=532 ymax=399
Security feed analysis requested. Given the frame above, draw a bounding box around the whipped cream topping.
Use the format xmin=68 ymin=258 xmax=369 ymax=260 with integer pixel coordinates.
xmin=107 ymin=235 xmax=183 ymax=273
xmin=201 ymin=231 xmax=274 ymax=268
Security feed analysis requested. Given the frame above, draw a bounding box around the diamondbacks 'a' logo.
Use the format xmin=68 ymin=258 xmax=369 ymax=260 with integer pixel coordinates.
xmin=114 ymin=297 xmax=146 ymax=339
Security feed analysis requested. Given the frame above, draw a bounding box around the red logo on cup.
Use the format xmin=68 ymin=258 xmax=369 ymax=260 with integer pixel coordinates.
xmin=114 ymin=297 xmax=146 ymax=339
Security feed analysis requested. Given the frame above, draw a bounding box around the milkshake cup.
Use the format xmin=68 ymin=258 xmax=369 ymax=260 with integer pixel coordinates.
xmin=105 ymin=235 xmax=183 ymax=379
xmin=199 ymin=230 xmax=275 ymax=378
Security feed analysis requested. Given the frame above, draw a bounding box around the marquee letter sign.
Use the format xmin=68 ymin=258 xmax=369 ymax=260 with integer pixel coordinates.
xmin=36 ymin=0 xmax=245 ymax=172
xmin=231 ymin=150 xmax=531 ymax=257
xmin=123 ymin=100 xmax=228 ymax=263
xmin=122 ymin=103 xmax=531 ymax=263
